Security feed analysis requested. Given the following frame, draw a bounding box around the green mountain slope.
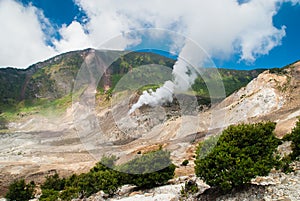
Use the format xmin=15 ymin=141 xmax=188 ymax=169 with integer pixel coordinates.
xmin=0 ymin=49 xmax=263 ymax=124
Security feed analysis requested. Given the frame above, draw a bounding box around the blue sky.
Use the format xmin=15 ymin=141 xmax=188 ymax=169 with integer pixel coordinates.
xmin=21 ymin=0 xmax=81 ymax=25
xmin=216 ymin=2 xmax=300 ymax=69
xmin=0 ymin=0 xmax=300 ymax=69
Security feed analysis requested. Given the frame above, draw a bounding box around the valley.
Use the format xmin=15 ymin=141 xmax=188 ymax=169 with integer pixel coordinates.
xmin=0 ymin=49 xmax=299 ymax=199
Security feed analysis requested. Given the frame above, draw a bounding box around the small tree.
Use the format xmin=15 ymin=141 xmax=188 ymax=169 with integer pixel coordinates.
xmin=195 ymin=122 xmax=281 ymax=192
xmin=5 ymin=179 xmax=35 ymax=201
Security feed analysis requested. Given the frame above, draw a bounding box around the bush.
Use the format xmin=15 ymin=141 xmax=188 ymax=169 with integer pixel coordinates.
xmin=278 ymin=118 xmax=300 ymax=173
xmin=92 ymin=170 xmax=121 ymax=195
xmin=92 ymin=155 xmax=118 ymax=171
xmin=39 ymin=189 xmax=59 ymax=201
xmin=118 ymin=149 xmax=176 ymax=188
xmin=59 ymin=187 xmax=80 ymax=201
xmin=39 ymin=149 xmax=176 ymax=199
xmin=276 ymin=155 xmax=293 ymax=173
xmin=40 ymin=173 xmax=66 ymax=201
xmin=195 ymin=122 xmax=281 ymax=192
xmin=128 ymin=164 xmax=176 ymax=188
xmin=181 ymin=159 xmax=189 ymax=166
xmin=180 ymin=180 xmax=199 ymax=198
xmin=283 ymin=118 xmax=300 ymax=160
xmin=41 ymin=173 xmax=65 ymax=191
xmin=5 ymin=179 xmax=35 ymax=201
xmin=118 ymin=149 xmax=172 ymax=174
xmin=196 ymin=135 xmax=219 ymax=159
xmin=90 ymin=156 xmax=124 ymax=195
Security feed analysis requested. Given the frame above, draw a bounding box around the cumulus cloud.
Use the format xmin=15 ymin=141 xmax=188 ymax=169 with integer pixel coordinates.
xmin=52 ymin=21 xmax=92 ymax=52
xmin=72 ymin=0 xmax=297 ymax=62
xmin=1 ymin=0 xmax=300 ymax=68
xmin=69 ymin=0 xmax=300 ymax=112
xmin=0 ymin=0 xmax=56 ymax=68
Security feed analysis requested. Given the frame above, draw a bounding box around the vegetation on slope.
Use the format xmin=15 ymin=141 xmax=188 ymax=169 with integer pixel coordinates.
xmin=0 ymin=49 xmax=263 ymax=129
xmin=6 ymin=148 xmax=175 ymax=201
xmin=288 ymin=119 xmax=300 ymax=159
xmin=5 ymin=180 xmax=35 ymax=201
xmin=192 ymin=68 xmax=264 ymax=97
xmin=195 ymin=122 xmax=282 ymax=192
xmin=283 ymin=118 xmax=300 ymax=160
xmin=6 ymin=120 xmax=300 ymax=199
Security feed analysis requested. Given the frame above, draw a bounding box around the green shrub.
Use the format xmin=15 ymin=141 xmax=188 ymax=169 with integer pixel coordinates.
xmin=128 ymin=164 xmax=175 ymax=188
xmin=283 ymin=118 xmax=300 ymax=160
xmin=41 ymin=173 xmax=65 ymax=191
xmin=92 ymin=170 xmax=121 ymax=195
xmin=60 ymin=187 xmax=80 ymax=201
xmin=67 ymin=172 xmax=97 ymax=197
xmin=39 ymin=149 xmax=175 ymax=199
xmin=181 ymin=159 xmax=189 ymax=166
xmin=92 ymin=155 xmax=118 ymax=171
xmin=5 ymin=179 xmax=35 ymax=201
xmin=180 ymin=180 xmax=198 ymax=198
xmin=39 ymin=189 xmax=59 ymax=201
xmin=195 ymin=122 xmax=281 ymax=192
xmin=196 ymin=135 xmax=219 ymax=159
xmin=276 ymin=155 xmax=293 ymax=173
xmin=118 ymin=149 xmax=175 ymax=188
xmin=118 ymin=149 xmax=172 ymax=174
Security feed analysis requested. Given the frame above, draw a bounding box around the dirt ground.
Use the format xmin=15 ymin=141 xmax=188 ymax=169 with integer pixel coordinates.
xmin=1 ymin=64 xmax=299 ymax=197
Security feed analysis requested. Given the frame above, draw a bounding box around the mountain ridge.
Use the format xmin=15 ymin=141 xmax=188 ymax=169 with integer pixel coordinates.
xmin=0 ymin=49 xmax=264 ymax=131
xmin=0 ymin=51 xmax=299 ymax=198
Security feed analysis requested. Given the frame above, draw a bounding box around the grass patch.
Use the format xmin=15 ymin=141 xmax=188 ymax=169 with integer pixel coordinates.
xmin=0 ymin=94 xmax=73 ymax=122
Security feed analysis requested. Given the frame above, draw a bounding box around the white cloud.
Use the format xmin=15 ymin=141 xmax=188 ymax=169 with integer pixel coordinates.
xmin=72 ymin=0 xmax=297 ymax=62
xmin=0 ymin=0 xmax=56 ymax=68
xmin=52 ymin=21 xmax=92 ymax=52
xmin=1 ymin=0 xmax=300 ymax=68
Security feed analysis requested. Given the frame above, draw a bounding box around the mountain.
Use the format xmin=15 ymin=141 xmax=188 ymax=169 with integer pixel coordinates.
xmin=1 ymin=49 xmax=297 ymax=197
xmin=0 ymin=49 xmax=174 ymax=103
xmin=208 ymin=60 xmax=300 ymax=136
xmin=0 ymin=49 xmax=262 ymax=123
xmin=121 ymin=60 xmax=300 ymax=201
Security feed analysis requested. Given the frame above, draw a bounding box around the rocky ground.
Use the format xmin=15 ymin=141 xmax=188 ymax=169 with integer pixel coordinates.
xmin=0 ymin=63 xmax=299 ymax=199
xmin=23 ymin=162 xmax=297 ymax=201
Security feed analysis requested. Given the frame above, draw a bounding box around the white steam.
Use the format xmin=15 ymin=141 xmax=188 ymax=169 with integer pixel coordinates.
xmin=129 ymin=80 xmax=175 ymax=114
xmin=129 ymin=41 xmax=203 ymax=114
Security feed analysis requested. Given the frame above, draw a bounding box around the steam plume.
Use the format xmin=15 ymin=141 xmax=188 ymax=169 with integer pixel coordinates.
xmin=129 ymin=41 xmax=200 ymax=114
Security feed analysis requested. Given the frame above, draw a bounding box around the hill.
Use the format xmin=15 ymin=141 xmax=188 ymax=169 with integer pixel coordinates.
xmin=4 ymin=49 xmax=296 ymax=198
xmin=0 ymin=49 xmax=262 ymax=126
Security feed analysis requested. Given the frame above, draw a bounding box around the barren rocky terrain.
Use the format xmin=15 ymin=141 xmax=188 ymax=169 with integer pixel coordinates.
xmin=0 ymin=62 xmax=299 ymax=199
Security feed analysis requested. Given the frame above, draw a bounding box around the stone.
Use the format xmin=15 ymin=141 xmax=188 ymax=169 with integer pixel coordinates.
xmin=129 ymin=191 xmax=142 ymax=197
xmin=117 ymin=184 xmax=137 ymax=196
xmin=277 ymin=197 xmax=291 ymax=201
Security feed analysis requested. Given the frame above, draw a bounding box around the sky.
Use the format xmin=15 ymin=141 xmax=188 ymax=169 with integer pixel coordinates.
xmin=0 ymin=0 xmax=299 ymax=69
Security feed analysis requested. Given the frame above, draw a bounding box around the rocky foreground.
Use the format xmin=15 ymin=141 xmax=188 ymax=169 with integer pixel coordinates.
xmin=0 ymin=62 xmax=299 ymax=199
xmin=78 ymin=165 xmax=300 ymax=201
xmin=17 ymin=161 xmax=298 ymax=201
